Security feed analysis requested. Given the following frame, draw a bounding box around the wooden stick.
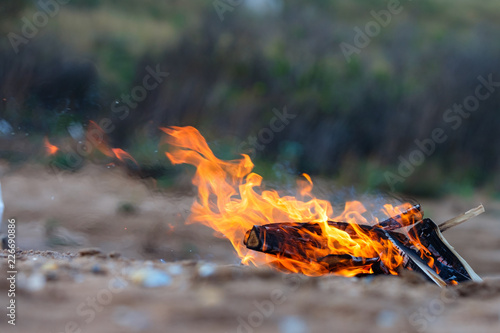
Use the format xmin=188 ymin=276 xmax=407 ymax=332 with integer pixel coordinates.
xmin=438 ymin=204 xmax=485 ymax=232
xmin=390 ymin=204 xmax=485 ymax=233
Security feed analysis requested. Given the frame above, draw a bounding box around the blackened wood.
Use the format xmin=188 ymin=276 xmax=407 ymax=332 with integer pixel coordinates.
xmin=381 ymin=227 xmax=447 ymax=287
xmin=244 ymin=221 xmax=382 ymax=257
xmin=395 ymin=218 xmax=481 ymax=283
xmin=243 ymin=204 xmax=423 ymax=257
xmin=244 ymin=222 xmax=390 ymax=275
xmin=318 ymin=254 xmax=388 ymax=274
xmin=243 ymin=215 xmax=480 ymax=286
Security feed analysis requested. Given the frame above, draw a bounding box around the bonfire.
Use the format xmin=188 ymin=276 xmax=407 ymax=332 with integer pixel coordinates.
xmin=160 ymin=126 xmax=483 ymax=287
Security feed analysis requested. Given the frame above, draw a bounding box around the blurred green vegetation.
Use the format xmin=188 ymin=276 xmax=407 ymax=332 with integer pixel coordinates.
xmin=1 ymin=0 xmax=500 ymax=197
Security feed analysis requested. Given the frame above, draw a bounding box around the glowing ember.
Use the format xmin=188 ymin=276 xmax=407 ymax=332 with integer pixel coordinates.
xmin=44 ymin=137 xmax=59 ymax=156
xmin=160 ymin=126 xmax=437 ymax=277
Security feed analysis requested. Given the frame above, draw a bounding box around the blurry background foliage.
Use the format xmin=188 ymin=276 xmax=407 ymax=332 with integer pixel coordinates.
xmin=1 ymin=0 xmax=500 ymax=197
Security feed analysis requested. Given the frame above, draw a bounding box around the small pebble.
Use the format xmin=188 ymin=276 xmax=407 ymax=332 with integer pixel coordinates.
xmin=78 ymin=248 xmax=102 ymax=257
xmin=109 ymin=251 xmax=121 ymax=259
xmin=91 ymin=264 xmax=106 ymax=275
xmin=29 ymin=273 xmax=47 ymax=291
xmin=20 ymin=273 xmax=46 ymax=292
xmin=41 ymin=262 xmax=58 ymax=272
xmin=279 ymin=316 xmax=308 ymax=333
xmin=198 ymin=263 xmax=216 ymax=277
xmin=131 ymin=268 xmax=171 ymax=288
xmin=45 ymin=270 xmax=58 ymax=281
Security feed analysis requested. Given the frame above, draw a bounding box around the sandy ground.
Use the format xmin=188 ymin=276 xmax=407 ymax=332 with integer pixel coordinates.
xmin=0 ymin=165 xmax=500 ymax=333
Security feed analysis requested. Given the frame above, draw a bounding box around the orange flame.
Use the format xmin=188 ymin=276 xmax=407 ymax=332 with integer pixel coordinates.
xmin=161 ymin=126 xmax=429 ymax=276
xmin=86 ymin=121 xmax=138 ymax=167
xmin=44 ymin=137 xmax=59 ymax=156
xmin=111 ymin=148 xmax=138 ymax=165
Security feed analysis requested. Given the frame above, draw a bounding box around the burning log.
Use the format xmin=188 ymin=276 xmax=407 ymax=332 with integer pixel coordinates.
xmin=243 ymin=206 xmax=483 ymax=286
xmin=244 ymin=221 xmax=380 ymax=257
xmin=244 ymin=221 xmax=395 ymax=275
xmin=244 ymin=204 xmax=424 ymax=255
xmin=243 ymin=203 xmax=423 ymax=255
